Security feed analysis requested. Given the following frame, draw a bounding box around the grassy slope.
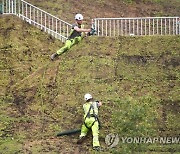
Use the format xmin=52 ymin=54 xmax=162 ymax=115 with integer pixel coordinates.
xmin=0 ymin=14 xmax=180 ymax=153
xmin=27 ymin=0 xmax=180 ymax=24
xmin=0 ymin=15 xmax=63 ymax=153
xmin=0 ymin=1 xmax=180 ymax=153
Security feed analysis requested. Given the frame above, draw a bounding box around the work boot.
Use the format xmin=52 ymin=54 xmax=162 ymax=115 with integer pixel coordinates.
xmin=50 ymin=53 xmax=58 ymax=61
xmin=93 ymin=146 xmax=101 ymax=151
xmin=77 ymin=136 xmax=86 ymax=144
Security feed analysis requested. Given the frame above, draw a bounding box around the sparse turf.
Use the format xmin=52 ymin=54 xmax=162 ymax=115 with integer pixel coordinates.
xmin=0 ymin=3 xmax=180 ymax=153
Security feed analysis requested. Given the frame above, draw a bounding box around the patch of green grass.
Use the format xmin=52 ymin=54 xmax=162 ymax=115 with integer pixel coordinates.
xmin=0 ymin=138 xmax=22 ymax=154
xmin=112 ymin=96 xmax=159 ymax=153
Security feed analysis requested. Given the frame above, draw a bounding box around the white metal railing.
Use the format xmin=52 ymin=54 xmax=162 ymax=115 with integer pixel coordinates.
xmin=94 ymin=17 xmax=180 ymax=36
xmin=2 ymin=0 xmax=72 ymax=42
xmin=2 ymin=0 xmax=180 ymax=39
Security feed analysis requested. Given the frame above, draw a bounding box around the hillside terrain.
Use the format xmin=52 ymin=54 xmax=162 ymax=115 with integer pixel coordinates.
xmin=0 ymin=0 xmax=180 ymax=153
xmin=27 ymin=0 xmax=180 ymax=24
xmin=0 ymin=15 xmax=180 ymax=153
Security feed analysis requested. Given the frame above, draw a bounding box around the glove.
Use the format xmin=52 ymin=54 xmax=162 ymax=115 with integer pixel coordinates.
xmin=88 ymin=28 xmax=97 ymax=36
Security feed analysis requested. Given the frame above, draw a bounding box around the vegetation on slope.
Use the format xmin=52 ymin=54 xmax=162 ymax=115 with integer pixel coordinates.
xmin=0 ymin=15 xmax=180 ymax=153
xmin=27 ymin=0 xmax=180 ymax=24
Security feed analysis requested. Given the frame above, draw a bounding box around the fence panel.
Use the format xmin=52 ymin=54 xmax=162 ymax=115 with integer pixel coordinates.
xmin=2 ymin=0 xmax=18 ymax=14
xmin=2 ymin=0 xmax=72 ymax=42
xmin=94 ymin=17 xmax=180 ymax=36
xmin=2 ymin=0 xmax=180 ymax=39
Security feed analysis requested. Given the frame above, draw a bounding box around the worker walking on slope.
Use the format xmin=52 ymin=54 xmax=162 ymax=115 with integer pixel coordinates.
xmin=77 ymin=93 xmax=102 ymax=151
xmin=50 ymin=14 xmax=95 ymax=60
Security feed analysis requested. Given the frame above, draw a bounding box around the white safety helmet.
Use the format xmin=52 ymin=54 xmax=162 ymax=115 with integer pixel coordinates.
xmin=75 ymin=14 xmax=83 ymax=20
xmin=84 ymin=93 xmax=92 ymax=101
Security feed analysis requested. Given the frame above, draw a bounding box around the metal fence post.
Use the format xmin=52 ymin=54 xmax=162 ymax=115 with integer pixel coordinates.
xmin=175 ymin=17 xmax=178 ymax=35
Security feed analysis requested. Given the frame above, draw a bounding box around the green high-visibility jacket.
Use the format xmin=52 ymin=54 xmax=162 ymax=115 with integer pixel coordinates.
xmin=83 ymin=101 xmax=99 ymax=119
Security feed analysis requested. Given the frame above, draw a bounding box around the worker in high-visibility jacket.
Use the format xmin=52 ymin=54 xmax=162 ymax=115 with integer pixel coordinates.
xmin=77 ymin=93 xmax=102 ymax=151
xmin=50 ymin=14 xmax=94 ymax=60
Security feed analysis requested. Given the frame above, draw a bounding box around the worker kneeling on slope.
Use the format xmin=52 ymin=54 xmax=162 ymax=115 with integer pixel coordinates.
xmin=50 ymin=14 xmax=95 ymax=60
xmin=77 ymin=93 xmax=102 ymax=151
